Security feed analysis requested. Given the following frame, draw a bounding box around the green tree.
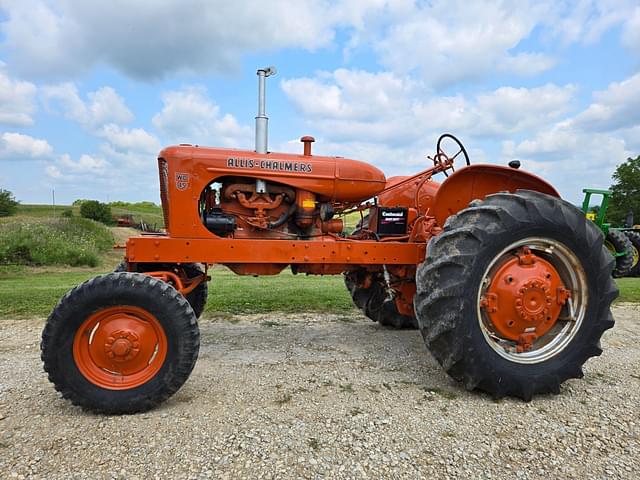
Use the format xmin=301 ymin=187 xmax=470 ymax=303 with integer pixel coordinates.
xmin=80 ymin=200 xmax=113 ymax=224
xmin=608 ymin=155 xmax=640 ymax=226
xmin=0 ymin=189 xmax=19 ymax=217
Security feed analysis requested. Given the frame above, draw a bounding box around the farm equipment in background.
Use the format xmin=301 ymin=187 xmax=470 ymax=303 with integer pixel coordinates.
xmin=42 ymin=67 xmax=618 ymax=414
xmin=115 ymin=214 xmax=135 ymax=227
xmin=581 ymin=188 xmax=639 ymax=277
xmin=115 ymin=213 xmax=162 ymax=233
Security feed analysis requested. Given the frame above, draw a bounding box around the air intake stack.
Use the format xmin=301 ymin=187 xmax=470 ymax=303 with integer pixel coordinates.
xmin=255 ymin=66 xmax=277 ymax=155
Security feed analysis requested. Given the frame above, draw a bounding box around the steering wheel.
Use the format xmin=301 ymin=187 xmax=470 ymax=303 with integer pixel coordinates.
xmin=434 ymin=133 xmax=470 ymax=177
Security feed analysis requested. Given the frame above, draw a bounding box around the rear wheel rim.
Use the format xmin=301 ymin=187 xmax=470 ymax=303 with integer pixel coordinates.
xmin=477 ymin=237 xmax=588 ymax=364
xmin=73 ymin=306 xmax=168 ymax=390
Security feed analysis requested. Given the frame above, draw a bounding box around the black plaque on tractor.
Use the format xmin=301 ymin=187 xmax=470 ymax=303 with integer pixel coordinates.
xmin=375 ymin=207 xmax=408 ymax=235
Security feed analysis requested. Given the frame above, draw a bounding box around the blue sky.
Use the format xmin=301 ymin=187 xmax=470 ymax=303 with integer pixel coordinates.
xmin=0 ymin=0 xmax=639 ymax=205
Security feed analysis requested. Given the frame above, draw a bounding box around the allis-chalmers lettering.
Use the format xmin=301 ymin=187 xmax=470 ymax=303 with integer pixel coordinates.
xmin=227 ymin=157 xmax=312 ymax=173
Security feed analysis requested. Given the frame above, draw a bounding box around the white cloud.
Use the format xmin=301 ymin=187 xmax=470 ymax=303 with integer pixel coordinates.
xmin=38 ymin=84 xmax=159 ymax=175
xmin=550 ymin=0 xmax=637 ymax=46
xmin=97 ymin=124 xmax=161 ymax=154
xmin=509 ymin=123 xmax=582 ymax=160
xmin=45 ymin=165 xmax=62 ymax=179
xmin=59 ymin=153 xmax=108 ymax=174
xmin=572 ymin=73 xmax=640 ymax=132
xmin=2 ymin=0 xmax=637 ymax=88
xmin=501 ymin=70 xmax=640 ymax=201
xmin=282 ymin=69 xmax=425 ymax=144
xmin=502 ymin=124 xmax=632 ymax=201
xmin=41 ymin=83 xmax=133 ymax=130
xmin=621 ymin=6 xmax=640 ymax=55
xmin=44 ymin=151 xmax=110 ymax=184
xmin=618 ymin=125 xmax=640 ymax=153
xmin=281 ymin=67 xmax=585 ymax=195
xmin=282 ymin=69 xmax=420 ymax=120
xmin=0 ymin=70 xmax=37 ymax=126
xmin=0 ymin=132 xmax=53 ymax=158
xmin=373 ymin=0 xmax=554 ymax=87
xmin=152 ymin=86 xmax=251 ymax=147
xmin=35 ymin=84 xmax=158 ymax=184
xmin=282 ymin=69 xmax=576 ymax=144
xmin=499 ymin=52 xmax=557 ymax=77
xmin=0 ymin=0 xmax=381 ymax=81
xmin=41 ymin=142 xmax=159 ymax=198
xmin=474 ymin=84 xmax=576 ymax=135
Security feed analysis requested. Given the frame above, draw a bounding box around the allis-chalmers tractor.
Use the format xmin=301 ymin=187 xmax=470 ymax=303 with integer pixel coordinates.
xmin=42 ymin=67 xmax=617 ymax=414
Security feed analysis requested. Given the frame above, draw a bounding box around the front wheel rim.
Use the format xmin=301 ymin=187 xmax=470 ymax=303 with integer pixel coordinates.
xmin=477 ymin=237 xmax=588 ymax=364
xmin=73 ymin=306 xmax=168 ymax=390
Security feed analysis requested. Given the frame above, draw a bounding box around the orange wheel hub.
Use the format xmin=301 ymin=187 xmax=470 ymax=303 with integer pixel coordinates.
xmin=73 ymin=306 xmax=167 ymax=390
xmin=480 ymin=247 xmax=570 ymax=351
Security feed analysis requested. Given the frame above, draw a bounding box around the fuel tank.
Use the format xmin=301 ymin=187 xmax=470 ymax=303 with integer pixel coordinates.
xmin=378 ymin=175 xmax=441 ymax=214
xmin=180 ymin=145 xmax=386 ymax=203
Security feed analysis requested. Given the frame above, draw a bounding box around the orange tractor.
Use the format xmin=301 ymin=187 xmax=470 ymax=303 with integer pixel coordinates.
xmin=42 ymin=67 xmax=617 ymax=413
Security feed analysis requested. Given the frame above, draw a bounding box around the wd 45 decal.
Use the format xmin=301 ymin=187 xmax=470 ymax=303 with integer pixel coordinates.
xmin=175 ymin=172 xmax=190 ymax=190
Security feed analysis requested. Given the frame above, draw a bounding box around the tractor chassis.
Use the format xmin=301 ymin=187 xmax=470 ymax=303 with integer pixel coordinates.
xmin=126 ymin=236 xmax=426 ymax=267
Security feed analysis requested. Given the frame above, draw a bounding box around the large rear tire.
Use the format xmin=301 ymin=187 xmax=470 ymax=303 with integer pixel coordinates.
xmin=605 ymin=229 xmax=633 ymax=278
xmin=414 ymin=190 xmax=617 ymax=400
xmin=42 ymin=272 xmax=200 ymax=414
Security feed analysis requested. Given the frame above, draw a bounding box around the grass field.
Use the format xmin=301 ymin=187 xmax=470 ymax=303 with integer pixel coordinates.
xmin=616 ymin=278 xmax=640 ymax=304
xmin=0 ymin=262 xmax=638 ymax=318
xmin=203 ymin=269 xmax=353 ymax=315
xmin=0 ymin=203 xmax=638 ymax=318
xmin=0 ymin=217 xmax=114 ymax=267
xmin=9 ymin=203 xmax=164 ymax=227
xmin=0 ymin=265 xmax=355 ymax=318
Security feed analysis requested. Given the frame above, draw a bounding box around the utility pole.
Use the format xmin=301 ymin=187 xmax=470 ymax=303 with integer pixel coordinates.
xmin=52 ymin=189 xmax=56 ymax=217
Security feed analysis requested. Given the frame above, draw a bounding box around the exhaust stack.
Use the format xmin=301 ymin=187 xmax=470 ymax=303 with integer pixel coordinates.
xmin=255 ymin=66 xmax=277 ymax=154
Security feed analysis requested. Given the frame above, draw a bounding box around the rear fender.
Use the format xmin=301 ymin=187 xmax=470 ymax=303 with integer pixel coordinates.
xmin=432 ymin=164 xmax=559 ymax=227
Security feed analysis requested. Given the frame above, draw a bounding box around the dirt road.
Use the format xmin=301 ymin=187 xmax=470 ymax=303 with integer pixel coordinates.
xmin=1 ymin=305 xmax=639 ymax=479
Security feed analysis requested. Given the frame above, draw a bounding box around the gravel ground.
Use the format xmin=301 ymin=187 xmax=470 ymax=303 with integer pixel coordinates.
xmin=0 ymin=304 xmax=639 ymax=479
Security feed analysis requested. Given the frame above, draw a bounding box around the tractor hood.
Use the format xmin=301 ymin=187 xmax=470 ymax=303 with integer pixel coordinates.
xmin=160 ymin=144 xmax=387 ymax=203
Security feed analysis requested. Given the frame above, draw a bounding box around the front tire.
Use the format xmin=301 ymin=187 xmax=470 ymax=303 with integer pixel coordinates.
xmin=414 ymin=190 xmax=617 ymax=400
xmin=344 ymin=215 xmax=417 ymax=329
xmin=115 ymin=261 xmax=208 ymax=318
xmin=344 ymin=271 xmax=417 ymax=329
xmin=41 ymin=272 xmax=200 ymax=414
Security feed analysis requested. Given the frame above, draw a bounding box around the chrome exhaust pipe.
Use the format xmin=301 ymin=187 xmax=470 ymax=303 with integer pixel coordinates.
xmin=255 ymin=66 xmax=276 ymax=154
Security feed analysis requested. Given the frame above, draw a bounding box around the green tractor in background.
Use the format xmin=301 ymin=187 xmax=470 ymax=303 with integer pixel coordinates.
xmin=582 ymin=188 xmax=640 ymax=277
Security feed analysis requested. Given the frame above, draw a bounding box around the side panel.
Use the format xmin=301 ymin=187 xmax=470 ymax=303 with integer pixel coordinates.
xmin=126 ymin=237 xmax=426 ymax=266
xmin=432 ymin=164 xmax=560 ymax=227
